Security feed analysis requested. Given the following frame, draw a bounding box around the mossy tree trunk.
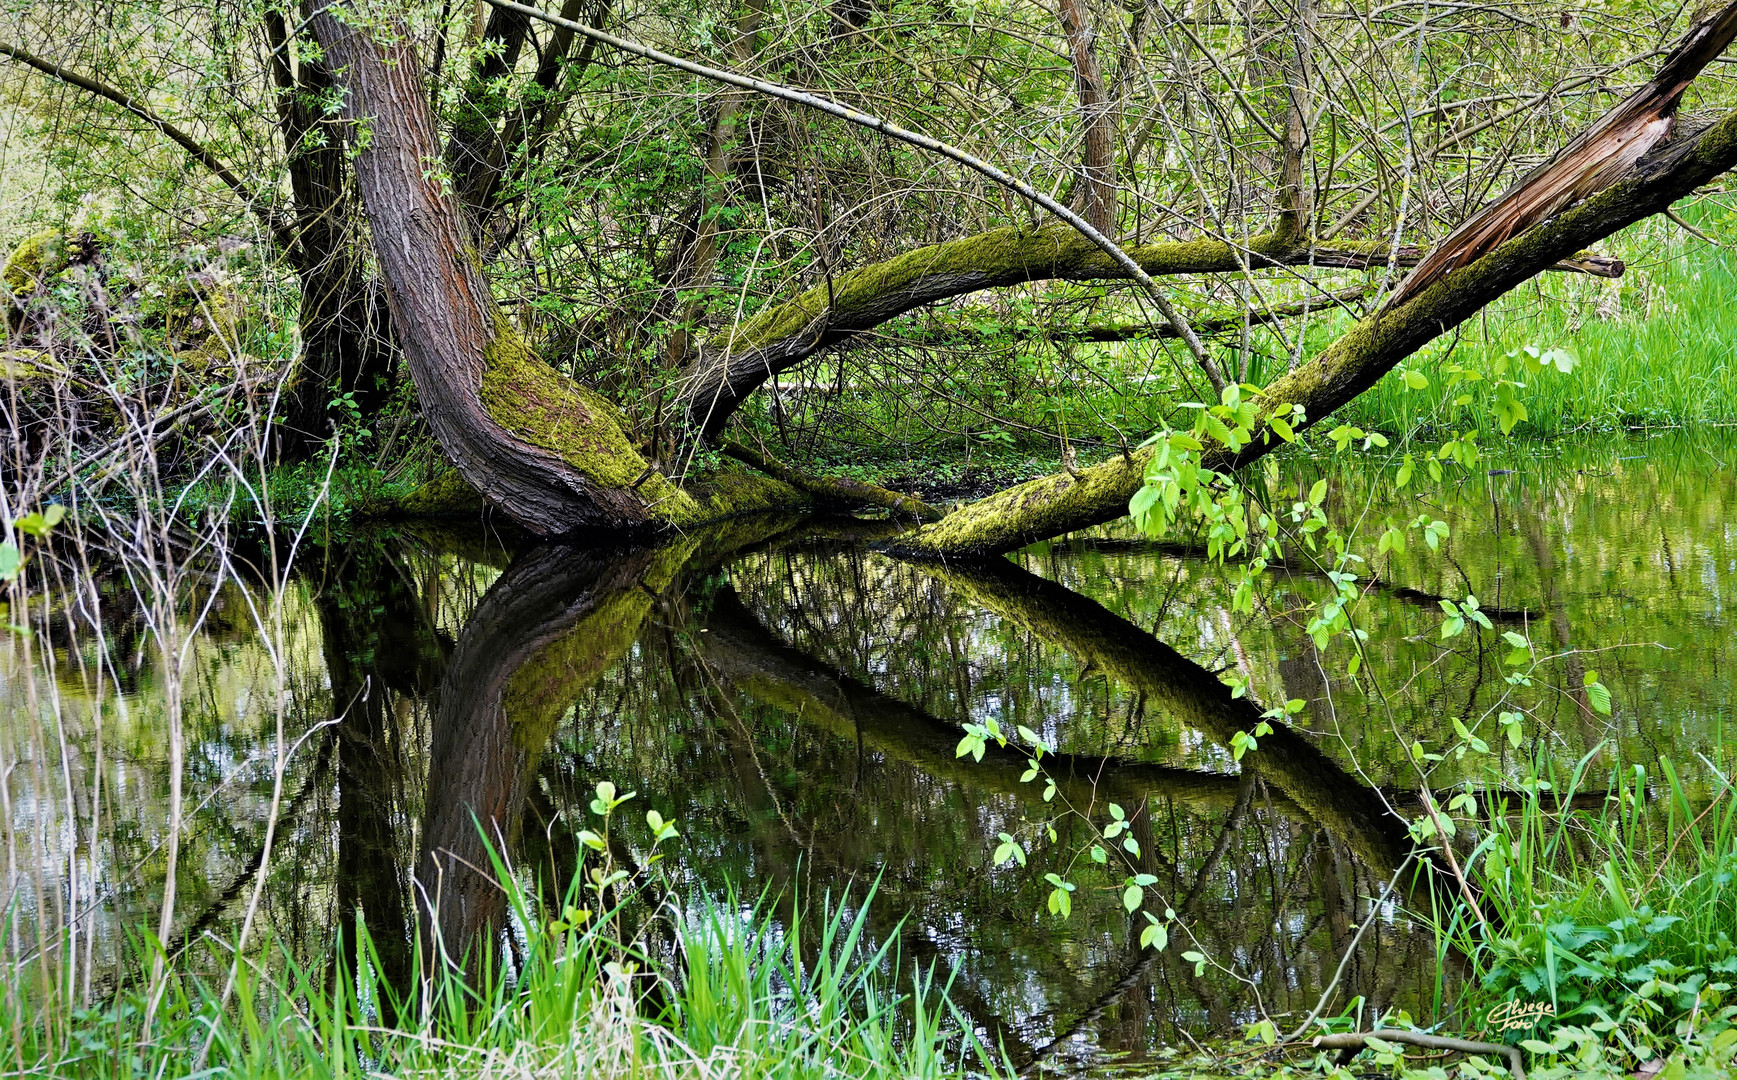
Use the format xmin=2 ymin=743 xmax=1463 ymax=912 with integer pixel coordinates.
xmin=313 ymin=5 xmax=699 ymax=535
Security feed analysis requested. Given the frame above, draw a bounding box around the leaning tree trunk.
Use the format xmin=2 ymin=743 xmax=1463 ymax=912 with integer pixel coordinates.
xmin=311 ymin=5 xmax=702 ymax=535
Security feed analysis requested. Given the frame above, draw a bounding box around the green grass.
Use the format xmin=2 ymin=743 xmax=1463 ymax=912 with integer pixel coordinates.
xmin=1410 ymin=752 xmax=1737 ymax=1078
xmin=1338 ymin=207 xmax=1737 ymax=437
xmin=2 ymin=867 xmax=1001 ymax=1080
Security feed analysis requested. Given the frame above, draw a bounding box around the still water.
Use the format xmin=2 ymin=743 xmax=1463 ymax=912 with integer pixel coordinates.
xmin=3 ymin=430 xmax=1734 ymax=1068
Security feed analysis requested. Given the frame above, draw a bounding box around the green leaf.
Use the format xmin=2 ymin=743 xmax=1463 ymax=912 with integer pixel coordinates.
xmin=1047 ymin=887 xmax=1072 ymax=919
xmin=0 ymin=543 xmax=19 ymax=583
xmin=1122 ymin=883 xmax=1142 ymax=912
xmin=1140 ymin=920 xmax=1168 ymax=951
xmin=1541 ymin=347 xmax=1577 ymax=373
xmin=1129 ymin=484 xmax=1160 ymax=519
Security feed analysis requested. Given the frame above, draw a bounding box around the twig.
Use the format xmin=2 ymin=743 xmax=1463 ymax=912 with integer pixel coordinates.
xmin=1282 ymin=854 xmax=1413 ymax=1041
xmin=1310 ymin=1028 xmax=1526 ymax=1079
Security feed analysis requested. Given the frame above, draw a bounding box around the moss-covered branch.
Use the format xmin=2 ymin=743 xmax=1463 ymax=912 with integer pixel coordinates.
xmin=674 ymin=225 xmax=1620 ymax=440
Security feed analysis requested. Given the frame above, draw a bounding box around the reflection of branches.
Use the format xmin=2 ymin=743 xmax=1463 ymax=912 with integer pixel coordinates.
xmin=699 ymin=586 xmax=1269 ymax=813
xmin=696 ymin=582 xmax=1364 ymax=1052
xmin=914 ymin=556 xmax=1420 ymax=882
xmin=166 ymin=724 xmax=339 ymax=961
xmin=1018 ymin=768 xmax=1260 ymax=1072
xmin=1053 ymin=535 xmax=1538 ymax=623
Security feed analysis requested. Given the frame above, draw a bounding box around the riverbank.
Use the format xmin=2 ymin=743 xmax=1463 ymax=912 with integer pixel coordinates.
xmin=3 ymin=877 xmax=999 ymax=1080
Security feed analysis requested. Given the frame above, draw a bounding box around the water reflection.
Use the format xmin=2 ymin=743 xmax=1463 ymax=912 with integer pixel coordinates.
xmin=6 ymin=432 xmax=1735 ymax=1066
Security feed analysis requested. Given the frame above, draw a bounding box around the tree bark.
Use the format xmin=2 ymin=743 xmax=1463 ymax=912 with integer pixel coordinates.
xmin=266 ymin=10 xmax=397 ymax=453
xmin=1056 ymin=0 xmax=1117 ymax=235
xmin=312 ymin=5 xmax=700 ymax=535
xmin=0 ymin=30 xmax=396 ymax=457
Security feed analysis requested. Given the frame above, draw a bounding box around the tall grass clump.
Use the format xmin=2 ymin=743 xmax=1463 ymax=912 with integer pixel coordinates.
xmin=1425 ymin=750 xmax=1737 ymax=1077
xmin=1342 ymin=202 xmax=1737 ymax=437
xmin=0 ymin=862 xmax=1002 ymax=1080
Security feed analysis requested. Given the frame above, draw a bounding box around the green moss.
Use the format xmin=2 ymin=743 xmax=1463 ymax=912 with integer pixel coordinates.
xmin=0 ymin=348 xmax=50 ymax=380
xmin=896 ymin=446 xmax=1153 ymax=558
xmin=500 ymin=542 xmax=694 ymax=750
xmin=688 ymin=464 xmax=808 ymax=519
xmin=398 ymin=469 xmax=488 ymax=515
xmin=479 ymin=319 xmax=700 ymax=521
xmin=2 ymin=230 xmax=70 ymax=302
xmin=723 ymin=225 xmax=1293 ymax=353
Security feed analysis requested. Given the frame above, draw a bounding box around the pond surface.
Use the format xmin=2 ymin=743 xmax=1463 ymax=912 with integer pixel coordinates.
xmin=4 ymin=430 xmax=1736 ymax=1069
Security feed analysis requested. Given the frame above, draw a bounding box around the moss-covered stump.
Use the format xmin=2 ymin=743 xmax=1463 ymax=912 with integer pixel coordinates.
xmin=2 ymin=230 xmax=101 ymax=327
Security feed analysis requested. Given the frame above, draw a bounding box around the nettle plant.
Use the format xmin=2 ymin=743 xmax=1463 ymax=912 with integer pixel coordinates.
xmin=953 ymin=358 xmax=1619 ymax=1023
